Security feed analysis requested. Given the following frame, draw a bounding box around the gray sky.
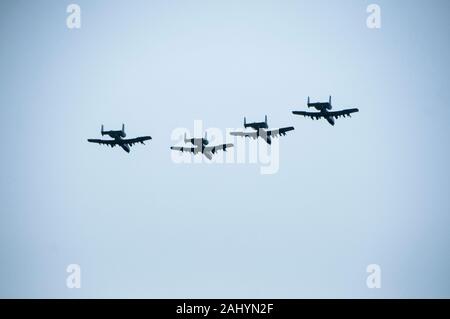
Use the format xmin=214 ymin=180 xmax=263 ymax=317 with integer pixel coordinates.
xmin=1 ymin=0 xmax=449 ymax=298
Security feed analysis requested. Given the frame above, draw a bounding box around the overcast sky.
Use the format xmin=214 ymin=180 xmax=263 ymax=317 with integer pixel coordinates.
xmin=1 ymin=0 xmax=449 ymax=297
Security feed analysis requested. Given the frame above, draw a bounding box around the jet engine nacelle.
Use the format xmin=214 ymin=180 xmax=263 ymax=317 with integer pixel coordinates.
xmin=101 ymin=124 xmax=126 ymax=138
xmin=184 ymin=132 xmax=208 ymax=145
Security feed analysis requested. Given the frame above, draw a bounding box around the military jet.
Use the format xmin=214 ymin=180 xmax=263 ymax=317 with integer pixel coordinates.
xmin=229 ymin=115 xmax=295 ymax=145
xmin=292 ymin=96 xmax=359 ymax=126
xmin=170 ymin=132 xmax=233 ymax=160
xmin=87 ymin=124 xmax=152 ymax=153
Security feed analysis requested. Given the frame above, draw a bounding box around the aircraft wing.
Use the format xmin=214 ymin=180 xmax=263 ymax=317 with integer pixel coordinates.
xmin=327 ymin=108 xmax=359 ymax=118
xmin=122 ymin=136 xmax=152 ymax=146
xmin=170 ymin=146 xmax=199 ymax=154
xmin=292 ymin=109 xmax=359 ymax=119
xmin=265 ymin=126 xmax=295 ymax=137
xmin=292 ymin=111 xmax=325 ymax=119
xmin=205 ymin=143 xmax=234 ymax=154
xmin=87 ymin=139 xmax=119 ymax=147
xmin=229 ymin=131 xmax=258 ymax=139
xmin=202 ymin=144 xmax=233 ymax=160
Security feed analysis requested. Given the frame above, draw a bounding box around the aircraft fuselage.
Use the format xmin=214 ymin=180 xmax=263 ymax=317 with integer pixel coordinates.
xmin=245 ymin=128 xmax=272 ymax=144
xmin=309 ymin=102 xmax=335 ymax=126
xmin=313 ymin=109 xmax=335 ymax=126
xmin=109 ymin=137 xmax=130 ymax=153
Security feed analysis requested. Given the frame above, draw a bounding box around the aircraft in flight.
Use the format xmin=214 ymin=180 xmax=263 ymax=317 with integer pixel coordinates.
xmin=87 ymin=124 xmax=152 ymax=153
xmin=292 ymin=96 xmax=359 ymax=126
xmin=170 ymin=132 xmax=233 ymax=160
xmin=229 ymin=115 xmax=295 ymax=145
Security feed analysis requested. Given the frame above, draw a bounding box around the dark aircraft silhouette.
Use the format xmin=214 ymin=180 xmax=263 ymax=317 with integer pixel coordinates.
xmin=87 ymin=124 xmax=152 ymax=153
xmin=292 ymin=96 xmax=359 ymax=126
xmin=170 ymin=132 xmax=233 ymax=160
xmin=230 ymin=115 xmax=295 ymax=145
